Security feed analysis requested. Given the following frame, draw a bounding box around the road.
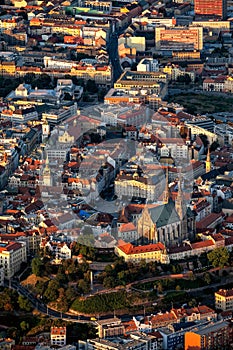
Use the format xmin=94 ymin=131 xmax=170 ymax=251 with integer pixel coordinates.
xmin=5 ymin=279 xmax=93 ymax=323
xmin=5 ymin=266 xmax=231 ymax=322
xmin=107 ymin=32 xmax=123 ymax=82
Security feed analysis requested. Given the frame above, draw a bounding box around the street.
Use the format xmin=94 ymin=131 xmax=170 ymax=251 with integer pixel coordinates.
xmin=107 ymin=32 xmax=123 ymax=82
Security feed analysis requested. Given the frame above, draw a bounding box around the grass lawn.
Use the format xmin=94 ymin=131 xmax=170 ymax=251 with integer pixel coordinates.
xmin=168 ymin=93 xmax=233 ymax=115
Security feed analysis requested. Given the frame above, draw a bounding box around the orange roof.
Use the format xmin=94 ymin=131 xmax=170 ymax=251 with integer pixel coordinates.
xmin=118 ymin=222 xmax=136 ymax=233
xmin=118 ymin=242 xmax=165 ymax=255
xmin=51 ymin=327 xmax=66 ymax=335
xmin=191 ymin=240 xmax=214 ymax=250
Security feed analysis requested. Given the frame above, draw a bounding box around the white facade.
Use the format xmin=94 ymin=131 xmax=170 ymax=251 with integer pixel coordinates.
xmin=0 ymin=241 xmax=27 ymax=279
xmin=137 ymin=58 xmax=159 ymax=72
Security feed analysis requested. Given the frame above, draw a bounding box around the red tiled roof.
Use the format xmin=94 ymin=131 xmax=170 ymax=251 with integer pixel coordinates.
xmin=118 ymin=222 xmax=136 ymax=233
xmin=191 ymin=240 xmax=214 ymax=250
xmin=118 ymin=242 xmax=165 ymax=255
xmin=196 ymin=212 xmax=223 ymax=229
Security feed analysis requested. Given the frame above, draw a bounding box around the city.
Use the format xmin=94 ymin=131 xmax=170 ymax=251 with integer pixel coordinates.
xmin=0 ymin=0 xmax=233 ymax=349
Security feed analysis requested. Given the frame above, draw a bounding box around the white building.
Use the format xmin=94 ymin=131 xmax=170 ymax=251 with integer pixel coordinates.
xmin=0 ymin=241 xmax=27 ymax=279
xmin=51 ymin=327 xmax=66 ymax=347
xmin=0 ymin=266 xmax=4 ymax=286
xmin=137 ymin=58 xmax=159 ymax=72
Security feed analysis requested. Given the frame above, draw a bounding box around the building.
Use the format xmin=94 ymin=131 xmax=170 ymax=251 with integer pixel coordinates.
xmin=0 ymin=266 xmax=4 ymax=286
xmin=137 ymin=196 xmax=196 ymax=246
xmin=115 ymin=241 xmax=169 ymax=264
xmin=215 ymin=288 xmax=233 ymax=311
xmin=137 ymin=58 xmax=159 ymax=72
xmin=184 ymin=320 xmax=233 ymax=350
xmin=51 ymin=327 xmax=66 ymax=347
xmin=194 ymin=0 xmax=227 ymax=19
xmin=86 ymin=333 xmax=161 ymax=349
xmin=114 ymin=171 xmax=163 ymax=203
xmin=155 ymin=26 xmax=203 ymax=51
xmin=96 ymin=318 xmax=125 ymax=339
xmin=0 ymin=241 xmax=27 ymax=279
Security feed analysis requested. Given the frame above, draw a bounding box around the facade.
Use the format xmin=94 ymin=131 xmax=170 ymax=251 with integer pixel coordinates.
xmin=115 ymin=173 xmax=163 ymax=203
xmin=137 ymin=199 xmax=196 ymax=246
xmin=0 ymin=241 xmax=27 ymax=279
xmin=184 ymin=321 xmax=233 ymax=350
xmin=215 ymin=288 xmax=233 ymax=311
xmin=194 ymin=0 xmax=227 ymax=19
xmin=155 ymin=26 xmax=203 ymax=51
xmin=115 ymin=241 xmax=169 ymax=264
xmin=51 ymin=327 xmax=66 ymax=347
xmin=96 ymin=318 xmax=125 ymax=339
xmin=137 ymin=58 xmax=159 ymax=72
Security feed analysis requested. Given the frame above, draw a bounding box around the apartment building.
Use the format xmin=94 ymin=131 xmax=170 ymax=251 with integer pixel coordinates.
xmin=155 ymin=26 xmax=203 ymax=51
xmin=215 ymin=288 xmax=233 ymax=311
xmin=194 ymin=0 xmax=227 ymax=19
xmin=96 ymin=318 xmax=125 ymax=339
xmin=0 ymin=241 xmax=27 ymax=279
xmin=51 ymin=327 xmax=66 ymax=347
xmin=185 ymin=320 xmax=233 ymax=350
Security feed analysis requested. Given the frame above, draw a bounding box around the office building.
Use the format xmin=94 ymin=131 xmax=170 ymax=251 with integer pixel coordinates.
xmin=194 ymin=0 xmax=227 ymax=19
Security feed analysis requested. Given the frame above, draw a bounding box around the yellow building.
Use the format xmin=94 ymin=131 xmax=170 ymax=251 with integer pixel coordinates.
xmin=0 ymin=61 xmax=16 ymax=76
xmin=215 ymin=288 xmax=233 ymax=311
xmin=172 ymin=50 xmax=201 ymax=60
xmin=115 ymin=241 xmax=169 ymax=264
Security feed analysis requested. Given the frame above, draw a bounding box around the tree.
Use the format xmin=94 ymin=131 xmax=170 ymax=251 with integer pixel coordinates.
xmin=203 ymin=272 xmax=211 ymax=285
xmin=210 ymin=141 xmax=220 ymax=152
xmin=20 ymin=321 xmax=29 ymax=332
xmin=103 ymin=276 xmax=116 ymax=289
xmin=24 ymin=73 xmax=36 ymax=84
xmin=18 ymin=295 xmax=32 ymax=312
xmin=207 ymin=247 xmax=229 ymax=268
xmin=77 ymin=279 xmax=90 ymax=294
xmin=86 ymin=79 xmax=98 ymax=93
xmin=157 ymin=282 xmax=163 ymax=294
xmin=44 ymin=280 xmax=60 ymax=302
xmin=31 ymin=257 xmax=43 ymax=277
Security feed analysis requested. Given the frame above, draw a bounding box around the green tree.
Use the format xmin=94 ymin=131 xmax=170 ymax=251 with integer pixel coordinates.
xmin=207 ymin=247 xmax=229 ymax=268
xmin=103 ymin=276 xmax=116 ymax=289
xmin=203 ymin=272 xmax=211 ymax=285
xmin=44 ymin=280 xmax=60 ymax=302
xmin=31 ymin=257 xmax=43 ymax=276
xmin=20 ymin=321 xmax=29 ymax=332
xmin=157 ymin=282 xmax=163 ymax=294
xmin=18 ymin=295 xmax=32 ymax=312
xmin=77 ymin=279 xmax=90 ymax=294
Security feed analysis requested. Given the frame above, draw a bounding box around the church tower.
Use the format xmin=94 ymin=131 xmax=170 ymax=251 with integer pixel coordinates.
xmin=43 ymin=155 xmax=52 ymax=186
xmin=163 ymin=167 xmax=170 ymax=204
xmin=42 ymin=118 xmax=50 ymax=142
xmin=175 ymin=173 xmax=187 ymax=241
xmin=206 ymin=147 xmax=211 ymax=173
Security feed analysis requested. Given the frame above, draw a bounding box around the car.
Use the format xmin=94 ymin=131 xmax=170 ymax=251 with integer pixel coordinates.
xmin=90 ymin=317 xmax=97 ymax=321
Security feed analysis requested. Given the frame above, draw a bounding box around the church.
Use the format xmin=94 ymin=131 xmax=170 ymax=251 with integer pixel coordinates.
xmin=136 ymin=178 xmax=196 ymax=247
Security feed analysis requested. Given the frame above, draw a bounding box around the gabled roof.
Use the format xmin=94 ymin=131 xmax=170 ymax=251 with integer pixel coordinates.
xmin=148 ymin=202 xmax=180 ymax=228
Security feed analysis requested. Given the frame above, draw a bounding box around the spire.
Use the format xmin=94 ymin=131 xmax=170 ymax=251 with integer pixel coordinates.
xmin=175 ymin=169 xmax=185 ymax=221
xmin=163 ymin=167 xmax=169 ymax=204
xmin=206 ymin=146 xmax=211 ymax=173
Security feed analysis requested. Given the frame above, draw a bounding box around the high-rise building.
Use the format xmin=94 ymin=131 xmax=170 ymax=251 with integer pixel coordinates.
xmin=194 ymin=0 xmax=227 ymax=19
